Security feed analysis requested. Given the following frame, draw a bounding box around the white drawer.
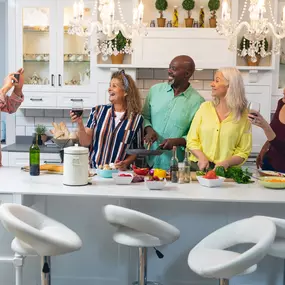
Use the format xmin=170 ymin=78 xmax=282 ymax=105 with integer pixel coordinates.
xmin=57 ymin=93 xmax=95 ymax=108
xmin=21 ymin=93 xmax=57 ymax=108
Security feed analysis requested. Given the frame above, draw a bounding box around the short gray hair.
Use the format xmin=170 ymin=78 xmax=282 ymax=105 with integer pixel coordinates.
xmin=213 ymin=67 xmax=248 ymax=121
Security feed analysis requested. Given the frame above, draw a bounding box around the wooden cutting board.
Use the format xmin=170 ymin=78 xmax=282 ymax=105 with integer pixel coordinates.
xmin=21 ymin=164 xmax=63 ymax=174
xmin=191 ymin=172 xmax=234 ymax=182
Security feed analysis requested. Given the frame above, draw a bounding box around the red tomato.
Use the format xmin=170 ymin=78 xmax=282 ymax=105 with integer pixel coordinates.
xmin=119 ymin=173 xmax=132 ymax=177
xmin=203 ymin=170 xmax=218 ymax=179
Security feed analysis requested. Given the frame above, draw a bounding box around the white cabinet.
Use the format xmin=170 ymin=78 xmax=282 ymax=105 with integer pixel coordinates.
xmin=132 ymin=28 xmax=235 ymax=69
xmin=3 ymin=152 xmax=61 ymax=167
xmin=14 ymin=0 xmax=96 ymax=108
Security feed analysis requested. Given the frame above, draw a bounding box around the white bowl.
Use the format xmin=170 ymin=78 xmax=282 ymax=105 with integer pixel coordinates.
xmin=113 ymin=172 xmax=133 ymax=185
xmin=197 ymin=176 xmax=225 ymax=188
xmin=145 ymin=179 xmax=166 ymax=190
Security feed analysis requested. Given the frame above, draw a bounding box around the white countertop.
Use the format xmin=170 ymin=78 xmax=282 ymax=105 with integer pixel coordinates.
xmin=1 ymin=167 xmax=285 ymax=203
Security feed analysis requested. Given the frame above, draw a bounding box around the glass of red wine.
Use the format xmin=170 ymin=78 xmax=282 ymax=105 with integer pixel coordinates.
xmin=71 ymin=99 xmax=83 ymax=118
xmin=248 ymin=101 xmax=260 ymax=123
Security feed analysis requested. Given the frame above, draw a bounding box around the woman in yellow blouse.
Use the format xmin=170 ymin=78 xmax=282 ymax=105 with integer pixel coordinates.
xmin=186 ymin=67 xmax=252 ymax=171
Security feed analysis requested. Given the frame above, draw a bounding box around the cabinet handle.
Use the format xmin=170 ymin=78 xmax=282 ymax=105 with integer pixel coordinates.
xmin=58 ymin=74 xmax=62 ymax=87
xmin=51 ymin=74 xmax=54 ymax=87
xmin=70 ymin=98 xmax=83 ymax=102
xmin=30 ymin=98 xmax=43 ymax=101
xmin=44 ymin=160 xmax=61 ymax=164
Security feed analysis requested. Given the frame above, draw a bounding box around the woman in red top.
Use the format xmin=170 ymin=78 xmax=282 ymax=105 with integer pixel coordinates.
xmin=248 ymin=91 xmax=285 ymax=172
xmin=0 ymin=68 xmax=25 ymax=166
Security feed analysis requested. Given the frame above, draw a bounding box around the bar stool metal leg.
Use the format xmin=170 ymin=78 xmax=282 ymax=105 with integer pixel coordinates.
xmin=41 ymin=256 xmax=51 ymax=285
xmin=219 ymin=278 xmax=229 ymax=285
xmin=14 ymin=253 xmax=24 ymax=285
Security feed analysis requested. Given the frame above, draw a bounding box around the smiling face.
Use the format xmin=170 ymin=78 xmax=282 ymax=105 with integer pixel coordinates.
xmin=211 ymin=71 xmax=229 ymax=99
xmin=168 ymin=58 xmax=190 ymax=87
xmin=108 ymin=78 xmax=126 ymax=104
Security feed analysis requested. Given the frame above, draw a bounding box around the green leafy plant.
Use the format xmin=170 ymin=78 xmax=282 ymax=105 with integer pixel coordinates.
xmin=111 ymin=31 xmax=131 ymax=52
xmin=182 ymin=0 xmax=195 ymax=18
xmin=239 ymin=37 xmax=269 ymax=55
xmin=208 ymin=0 xmax=220 ymax=18
xmin=35 ymin=124 xmax=47 ymax=135
xmin=155 ymin=0 xmax=168 ymax=18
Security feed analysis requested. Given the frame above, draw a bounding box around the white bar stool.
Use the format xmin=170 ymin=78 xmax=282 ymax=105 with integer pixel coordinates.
xmin=103 ymin=204 xmax=180 ymax=285
xmin=188 ymin=216 xmax=276 ymax=285
xmin=0 ymin=203 xmax=82 ymax=285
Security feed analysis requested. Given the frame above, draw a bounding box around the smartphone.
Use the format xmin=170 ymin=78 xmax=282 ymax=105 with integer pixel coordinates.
xmin=12 ymin=73 xmax=20 ymax=84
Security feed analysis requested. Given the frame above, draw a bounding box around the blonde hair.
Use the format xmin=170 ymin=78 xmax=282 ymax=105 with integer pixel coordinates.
xmin=213 ymin=67 xmax=248 ymax=121
xmin=111 ymin=71 xmax=142 ymax=118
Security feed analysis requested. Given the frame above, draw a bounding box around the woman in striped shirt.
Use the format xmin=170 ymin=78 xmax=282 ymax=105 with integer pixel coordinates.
xmin=70 ymin=70 xmax=143 ymax=169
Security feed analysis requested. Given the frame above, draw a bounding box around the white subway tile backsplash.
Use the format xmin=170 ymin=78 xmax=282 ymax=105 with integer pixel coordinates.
xmin=45 ymin=109 xmax=64 ymax=117
xmin=16 ymin=109 xmax=25 ymax=117
xmin=191 ymin=80 xmax=203 ymax=90
xmin=144 ymin=79 xmax=163 ymax=89
xmin=203 ymin=81 xmax=212 ymax=90
xmin=16 ymin=126 xmax=26 ymax=136
xmin=35 ymin=117 xmax=53 ymax=125
xmin=63 ymin=110 xmax=70 ymax=118
xmin=198 ymin=90 xmax=212 ymax=101
xmin=53 ymin=117 xmax=73 ymax=127
xmin=83 ymin=110 xmax=91 ymax=118
xmin=136 ymin=79 xmax=144 ymax=89
xmin=16 ymin=116 xmax=34 ymax=126
xmin=137 ymin=68 xmax=153 ymax=79
xmin=193 ymin=70 xmax=214 ymax=80
xmin=26 ymin=126 xmax=36 ymax=136
xmin=153 ymin=69 xmax=168 ymax=80
xmin=25 ymin=109 xmax=44 ymax=117
xmin=140 ymin=89 xmax=149 ymax=99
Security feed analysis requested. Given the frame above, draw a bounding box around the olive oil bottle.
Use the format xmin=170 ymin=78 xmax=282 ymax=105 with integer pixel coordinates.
xmin=29 ymin=135 xmax=40 ymax=176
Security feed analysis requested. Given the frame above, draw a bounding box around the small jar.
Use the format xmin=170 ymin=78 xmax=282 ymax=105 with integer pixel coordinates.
xmin=178 ymin=163 xmax=185 ymax=184
xmin=193 ymin=20 xmax=198 ymax=28
xmin=167 ymin=20 xmax=173 ymax=27
xmin=150 ymin=20 xmax=155 ymax=27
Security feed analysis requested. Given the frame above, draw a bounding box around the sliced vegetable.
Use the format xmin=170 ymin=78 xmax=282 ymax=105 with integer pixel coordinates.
xmin=225 ymin=166 xmax=253 ymax=184
xmin=196 ymin=171 xmax=206 ymax=176
xmin=215 ymin=166 xmax=226 ymax=177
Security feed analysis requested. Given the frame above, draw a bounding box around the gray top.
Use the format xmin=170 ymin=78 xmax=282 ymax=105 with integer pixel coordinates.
xmin=2 ymin=144 xmax=60 ymax=153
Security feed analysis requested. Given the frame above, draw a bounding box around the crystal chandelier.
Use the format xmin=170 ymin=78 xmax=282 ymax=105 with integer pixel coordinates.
xmin=68 ymin=0 xmax=146 ymax=60
xmin=217 ymin=0 xmax=285 ymax=62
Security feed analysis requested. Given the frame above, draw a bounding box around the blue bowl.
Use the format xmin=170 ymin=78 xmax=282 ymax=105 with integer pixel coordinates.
xmin=97 ymin=169 xmax=118 ymax=178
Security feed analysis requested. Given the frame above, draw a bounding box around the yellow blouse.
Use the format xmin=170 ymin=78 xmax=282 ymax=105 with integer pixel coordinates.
xmin=186 ymin=101 xmax=252 ymax=164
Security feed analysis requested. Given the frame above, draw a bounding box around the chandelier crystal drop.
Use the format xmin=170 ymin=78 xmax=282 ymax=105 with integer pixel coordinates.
xmin=216 ymin=0 xmax=285 ymax=61
xmin=68 ymin=0 xmax=146 ymax=59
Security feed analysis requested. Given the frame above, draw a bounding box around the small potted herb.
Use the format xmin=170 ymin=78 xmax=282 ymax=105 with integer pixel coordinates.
xmin=208 ymin=0 xmax=220 ymax=28
xmin=110 ymin=31 xmax=132 ymax=64
xmin=155 ymin=0 xmax=168 ymax=27
xmin=239 ymin=37 xmax=269 ymax=66
xmin=182 ymin=0 xmax=195 ymax=27
xmin=35 ymin=124 xmax=47 ymax=145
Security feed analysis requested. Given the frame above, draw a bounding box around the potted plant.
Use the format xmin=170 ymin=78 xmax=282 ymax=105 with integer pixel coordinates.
xmin=35 ymin=124 xmax=47 ymax=145
xmin=182 ymin=0 xmax=195 ymax=27
xmin=110 ymin=31 xmax=132 ymax=64
xmin=239 ymin=37 xmax=269 ymax=66
xmin=155 ymin=0 xmax=168 ymax=27
xmin=208 ymin=0 xmax=220 ymax=28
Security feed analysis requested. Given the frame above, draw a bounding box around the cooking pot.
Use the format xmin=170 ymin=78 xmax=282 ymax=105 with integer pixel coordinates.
xmin=63 ymin=144 xmax=89 ymax=186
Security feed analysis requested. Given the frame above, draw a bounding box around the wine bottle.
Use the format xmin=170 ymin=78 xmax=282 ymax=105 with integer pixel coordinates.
xmin=29 ymin=136 xmax=40 ymax=176
xmin=170 ymin=146 xmax=179 ymax=183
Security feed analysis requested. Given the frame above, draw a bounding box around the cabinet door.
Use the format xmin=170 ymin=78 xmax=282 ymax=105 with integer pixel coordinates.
xmin=16 ymin=0 xmax=57 ymax=93
xmin=56 ymin=0 xmax=95 ymax=95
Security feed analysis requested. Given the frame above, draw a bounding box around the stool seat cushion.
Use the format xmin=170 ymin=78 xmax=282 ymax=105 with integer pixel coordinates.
xmin=189 ymin=248 xmax=257 ymax=278
xmin=188 ymin=216 xmax=276 ymax=279
xmin=103 ymin=205 xmax=180 ymax=247
xmin=0 ymin=203 xmax=82 ymax=256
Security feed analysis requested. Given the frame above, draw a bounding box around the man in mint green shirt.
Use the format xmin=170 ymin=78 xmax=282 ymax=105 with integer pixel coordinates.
xmin=143 ymin=55 xmax=205 ymax=170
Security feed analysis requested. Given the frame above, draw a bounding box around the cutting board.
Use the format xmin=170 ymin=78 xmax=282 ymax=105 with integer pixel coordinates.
xmin=190 ymin=172 xmax=234 ymax=182
xmin=21 ymin=164 xmax=63 ymax=174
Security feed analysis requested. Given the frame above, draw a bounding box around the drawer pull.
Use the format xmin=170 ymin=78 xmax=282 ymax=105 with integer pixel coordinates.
xmin=30 ymin=98 xmax=43 ymax=101
xmin=70 ymin=99 xmax=83 ymax=102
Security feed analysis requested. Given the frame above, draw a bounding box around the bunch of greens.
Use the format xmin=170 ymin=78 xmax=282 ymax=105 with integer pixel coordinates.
xmin=215 ymin=166 xmax=253 ymax=184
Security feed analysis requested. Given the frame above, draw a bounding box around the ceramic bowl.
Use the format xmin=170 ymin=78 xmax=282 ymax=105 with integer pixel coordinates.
xmin=97 ymin=169 xmax=118 ymax=178
xmin=112 ymin=173 xmax=133 ymax=185
xmin=197 ymin=176 xmax=225 ymax=188
xmin=145 ymin=179 xmax=166 ymax=190
xmin=259 ymin=176 xmax=285 ymax=189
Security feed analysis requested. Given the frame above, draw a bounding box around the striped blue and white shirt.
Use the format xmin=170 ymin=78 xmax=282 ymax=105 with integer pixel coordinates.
xmin=86 ymin=104 xmax=144 ymax=168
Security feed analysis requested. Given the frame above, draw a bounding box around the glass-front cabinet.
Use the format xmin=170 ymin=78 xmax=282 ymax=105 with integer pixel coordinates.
xmin=16 ymin=0 xmax=95 ymax=107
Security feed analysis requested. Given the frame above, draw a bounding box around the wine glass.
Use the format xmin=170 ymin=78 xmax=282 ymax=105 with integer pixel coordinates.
xmin=247 ymin=101 xmax=260 ymax=117
xmin=71 ymin=99 xmax=83 ymax=118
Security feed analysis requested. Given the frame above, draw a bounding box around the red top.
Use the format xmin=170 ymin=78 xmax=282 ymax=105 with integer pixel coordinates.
xmin=267 ymin=99 xmax=285 ymax=172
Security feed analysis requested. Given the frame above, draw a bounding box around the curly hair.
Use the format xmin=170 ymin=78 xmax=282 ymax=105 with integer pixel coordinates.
xmin=111 ymin=71 xmax=142 ymax=118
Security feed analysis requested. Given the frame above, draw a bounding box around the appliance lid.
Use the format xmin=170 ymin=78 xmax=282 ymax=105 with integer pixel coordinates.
xmin=64 ymin=144 xmax=88 ymax=155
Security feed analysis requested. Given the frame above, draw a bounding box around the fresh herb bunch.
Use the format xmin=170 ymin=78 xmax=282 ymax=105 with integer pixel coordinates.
xmin=35 ymin=124 xmax=47 ymax=135
xmin=216 ymin=166 xmax=253 ymax=184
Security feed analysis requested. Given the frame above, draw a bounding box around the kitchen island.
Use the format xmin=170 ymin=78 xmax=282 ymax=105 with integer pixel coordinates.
xmin=0 ymin=167 xmax=284 ymax=285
